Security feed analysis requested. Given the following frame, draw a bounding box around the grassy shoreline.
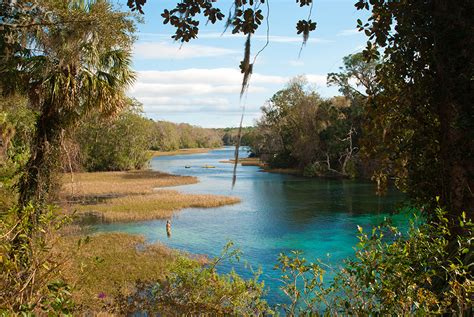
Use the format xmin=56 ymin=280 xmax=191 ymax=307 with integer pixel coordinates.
xmin=150 ymin=147 xmax=214 ymax=157
xmin=61 ymin=170 xmax=240 ymax=222
xmin=59 ymin=168 xmax=239 ymax=311
xmin=220 ymin=157 xmax=302 ymax=175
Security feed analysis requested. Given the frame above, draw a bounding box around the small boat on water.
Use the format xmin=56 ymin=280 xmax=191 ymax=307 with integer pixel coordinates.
xmin=202 ymin=165 xmax=215 ymax=168
xmin=185 ymin=165 xmax=191 ymax=168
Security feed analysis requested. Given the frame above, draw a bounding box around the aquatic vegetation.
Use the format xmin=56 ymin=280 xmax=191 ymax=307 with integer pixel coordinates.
xmin=72 ymin=190 xmax=240 ymax=222
xmin=61 ymin=170 xmax=198 ymax=199
xmin=61 ymin=169 xmax=239 ymax=222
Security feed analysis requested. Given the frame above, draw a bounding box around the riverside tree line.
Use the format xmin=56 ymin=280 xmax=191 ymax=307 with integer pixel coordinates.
xmin=1 ymin=0 xmax=472 ymax=315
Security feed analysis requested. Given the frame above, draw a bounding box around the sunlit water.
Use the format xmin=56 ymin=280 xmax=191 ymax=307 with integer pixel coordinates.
xmin=92 ymin=147 xmax=408 ymax=305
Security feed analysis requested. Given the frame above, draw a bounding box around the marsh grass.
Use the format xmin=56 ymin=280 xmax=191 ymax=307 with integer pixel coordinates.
xmin=219 ymin=158 xmax=302 ymax=174
xmin=61 ymin=170 xmax=240 ymax=222
xmin=57 ymin=232 xmax=184 ymax=311
xmin=73 ymin=190 xmax=240 ymax=222
xmin=61 ymin=170 xmax=198 ymax=199
xmin=219 ymin=157 xmax=263 ymax=167
xmin=149 ymin=148 xmax=212 ymax=157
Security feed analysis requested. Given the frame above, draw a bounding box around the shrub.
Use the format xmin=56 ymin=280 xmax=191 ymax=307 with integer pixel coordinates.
xmin=76 ymin=110 xmax=153 ymax=172
xmin=275 ymin=205 xmax=473 ymax=315
xmin=112 ymin=242 xmax=271 ymax=315
xmin=0 ymin=205 xmax=75 ymax=314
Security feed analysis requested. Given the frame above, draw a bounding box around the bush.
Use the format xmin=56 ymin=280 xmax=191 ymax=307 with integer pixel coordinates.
xmin=112 ymin=242 xmax=271 ymax=315
xmin=76 ymin=110 xmax=153 ymax=171
xmin=0 ymin=205 xmax=75 ymax=314
xmin=275 ymin=204 xmax=473 ymax=315
xmin=303 ymin=162 xmax=327 ymax=177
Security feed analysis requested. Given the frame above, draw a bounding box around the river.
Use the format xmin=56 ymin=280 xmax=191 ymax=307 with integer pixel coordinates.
xmin=92 ymin=146 xmax=407 ymax=305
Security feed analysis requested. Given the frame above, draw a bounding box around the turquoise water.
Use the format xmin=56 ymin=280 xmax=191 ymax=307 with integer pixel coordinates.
xmin=93 ymin=147 xmax=408 ymax=305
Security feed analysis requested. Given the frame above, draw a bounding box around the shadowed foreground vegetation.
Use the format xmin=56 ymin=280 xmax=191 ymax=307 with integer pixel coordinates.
xmin=57 ymin=232 xmax=181 ymax=312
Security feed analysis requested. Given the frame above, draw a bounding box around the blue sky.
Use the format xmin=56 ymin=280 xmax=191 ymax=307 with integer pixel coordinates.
xmin=120 ymin=0 xmax=369 ymax=128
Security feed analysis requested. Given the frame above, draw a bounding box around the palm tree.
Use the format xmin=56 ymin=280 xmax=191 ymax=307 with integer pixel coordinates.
xmin=6 ymin=0 xmax=136 ymax=212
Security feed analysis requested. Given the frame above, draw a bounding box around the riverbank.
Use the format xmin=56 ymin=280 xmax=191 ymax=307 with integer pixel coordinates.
xmin=150 ymin=148 xmax=213 ymax=157
xmin=56 ymin=231 xmax=178 ymax=311
xmin=219 ymin=157 xmax=302 ymax=175
xmin=58 ymin=168 xmax=240 ymax=311
xmin=61 ymin=170 xmax=239 ymax=222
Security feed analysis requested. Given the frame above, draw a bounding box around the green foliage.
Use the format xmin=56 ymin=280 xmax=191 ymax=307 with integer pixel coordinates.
xmin=275 ymin=250 xmax=329 ymax=315
xmin=1 ymin=0 xmax=137 ymax=207
xmin=0 ymin=95 xmax=37 ymax=211
xmin=150 ymin=121 xmax=223 ymax=151
xmin=128 ymin=0 xmax=315 ymax=43
xmin=354 ymin=0 xmax=474 ymax=219
xmin=0 ymin=204 xmax=75 ymax=314
xmin=275 ymin=206 xmax=473 ymax=315
xmin=113 ymin=241 xmax=271 ymax=315
xmin=76 ymin=104 xmax=154 ymax=172
xmin=250 ymin=76 xmax=361 ymax=177
xmin=219 ymin=127 xmax=256 ymax=147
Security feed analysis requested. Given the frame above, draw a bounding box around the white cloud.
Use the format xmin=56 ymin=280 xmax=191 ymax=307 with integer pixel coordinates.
xmin=131 ymin=82 xmax=266 ymax=97
xmin=128 ymin=68 xmax=327 ymax=115
xmin=337 ymin=29 xmax=360 ymax=37
xmin=135 ymin=68 xmax=287 ymax=86
xmin=289 ymin=60 xmax=305 ymax=67
xmin=133 ymin=41 xmax=238 ymax=59
xmin=138 ymin=32 xmax=331 ymax=44
xmin=305 ymin=74 xmax=327 ymax=86
xmin=256 ymin=35 xmax=330 ymax=44
xmin=143 ymin=97 xmax=232 ymax=113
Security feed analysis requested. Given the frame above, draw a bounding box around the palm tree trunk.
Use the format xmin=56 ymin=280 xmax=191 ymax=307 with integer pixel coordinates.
xmin=18 ymin=101 xmax=61 ymax=214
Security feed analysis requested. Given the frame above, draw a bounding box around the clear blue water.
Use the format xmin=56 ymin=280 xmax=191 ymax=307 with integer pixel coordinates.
xmin=92 ymin=147 xmax=408 ymax=305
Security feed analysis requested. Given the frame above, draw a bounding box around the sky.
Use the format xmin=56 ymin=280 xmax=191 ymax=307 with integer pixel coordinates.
xmin=118 ymin=0 xmax=370 ymax=128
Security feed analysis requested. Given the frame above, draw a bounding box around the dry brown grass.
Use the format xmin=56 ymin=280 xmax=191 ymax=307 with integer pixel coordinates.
xmin=61 ymin=170 xmax=197 ymax=198
xmin=61 ymin=169 xmax=240 ymax=222
xmin=73 ymin=190 xmax=240 ymax=222
xmin=219 ymin=157 xmax=264 ymax=167
xmin=150 ymin=148 xmax=212 ymax=157
xmin=219 ymin=159 xmax=302 ymax=175
xmin=57 ymin=232 xmax=178 ymax=311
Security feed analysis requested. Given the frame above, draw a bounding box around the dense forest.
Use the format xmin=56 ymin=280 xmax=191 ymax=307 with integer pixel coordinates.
xmin=1 ymin=0 xmax=472 ymax=315
xmin=247 ymin=54 xmax=379 ymax=181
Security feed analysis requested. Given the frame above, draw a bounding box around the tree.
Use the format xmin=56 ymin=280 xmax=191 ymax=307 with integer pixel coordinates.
xmin=0 ymin=0 xmax=136 ymax=212
xmin=250 ymin=77 xmax=361 ymax=177
xmin=355 ymin=0 xmax=474 ymax=223
xmin=75 ymin=99 xmax=154 ymax=172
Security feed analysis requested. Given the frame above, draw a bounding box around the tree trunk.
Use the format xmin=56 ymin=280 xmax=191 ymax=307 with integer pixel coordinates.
xmin=18 ymin=102 xmax=61 ymax=215
xmin=432 ymin=0 xmax=474 ymax=226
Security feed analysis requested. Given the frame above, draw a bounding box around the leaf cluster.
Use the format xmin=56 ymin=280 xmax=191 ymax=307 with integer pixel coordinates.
xmin=112 ymin=241 xmax=271 ymax=315
xmin=275 ymin=205 xmax=473 ymax=315
xmin=0 ymin=204 xmax=75 ymax=314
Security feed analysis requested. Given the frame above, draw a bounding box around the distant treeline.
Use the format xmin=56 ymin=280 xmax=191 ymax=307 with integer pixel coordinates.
xmin=215 ymin=127 xmax=256 ymax=147
xmin=150 ymin=121 xmax=222 ymax=151
xmin=62 ymin=100 xmax=256 ymax=172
